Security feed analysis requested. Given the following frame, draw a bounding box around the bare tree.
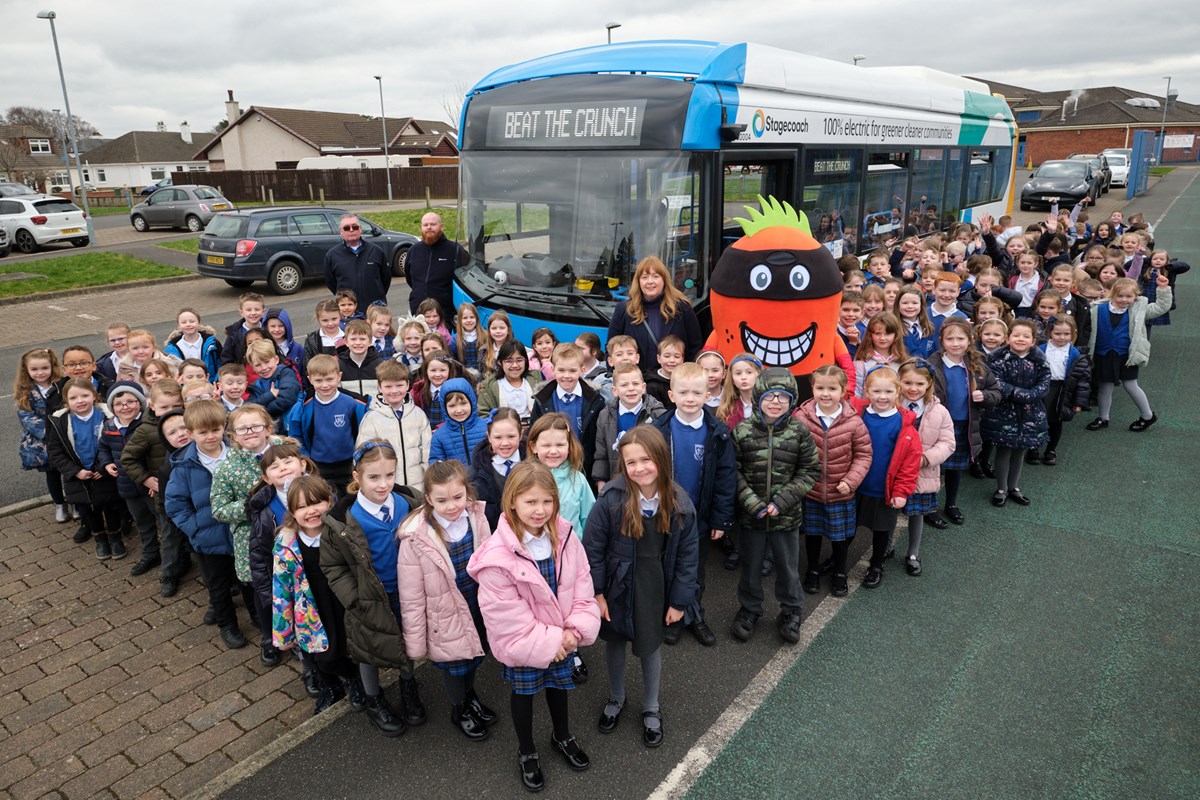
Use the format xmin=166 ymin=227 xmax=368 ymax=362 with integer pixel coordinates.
xmin=3 ymin=106 xmax=100 ymax=138
xmin=0 ymin=136 xmax=31 ymax=185
xmin=440 ymin=81 xmax=470 ymax=129
xmin=212 ymin=119 xmax=229 ymax=134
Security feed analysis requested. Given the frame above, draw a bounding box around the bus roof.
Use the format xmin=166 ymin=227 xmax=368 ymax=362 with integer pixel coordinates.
xmin=470 ymin=41 xmax=1008 ymax=120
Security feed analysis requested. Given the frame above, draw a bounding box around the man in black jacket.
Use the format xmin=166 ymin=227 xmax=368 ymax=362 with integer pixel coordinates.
xmin=405 ymin=212 xmax=468 ymax=322
xmin=324 ymin=214 xmax=390 ymax=313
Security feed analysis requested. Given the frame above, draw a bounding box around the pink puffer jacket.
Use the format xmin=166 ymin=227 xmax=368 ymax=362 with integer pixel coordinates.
xmin=396 ymin=501 xmax=492 ymax=664
xmin=793 ymin=399 xmax=873 ymax=504
xmin=913 ymin=396 xmax=956 ymax=494
xmin=467 ymin=513 xmax=599 ymax=670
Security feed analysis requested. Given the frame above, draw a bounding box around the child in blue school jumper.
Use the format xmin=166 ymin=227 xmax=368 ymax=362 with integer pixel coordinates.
xmin=429 ymin=377 xmax=488 ymax=466
xmin=650 ymin=362 xmax=735 ymax=647
xmin=287 ymin=355 xmax=367 ymax=495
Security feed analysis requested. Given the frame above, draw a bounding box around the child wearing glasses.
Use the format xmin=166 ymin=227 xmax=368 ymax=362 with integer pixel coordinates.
xmin=94 ymin=322 xmax=131 ymax=383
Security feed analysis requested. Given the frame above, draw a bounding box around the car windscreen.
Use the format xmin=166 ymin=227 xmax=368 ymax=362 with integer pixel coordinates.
xmin=204 ymin=215 xmax=250 ymax=238
xmin=34 ymin=199 xmax=81 ymax=214
xmin=194 ymin=187 xmax=222 ymax=200
xmin=1036 ymin=162 xmax=1086 ymax=178
xmin=1107 ymin=155 xmax=1127 ymax=166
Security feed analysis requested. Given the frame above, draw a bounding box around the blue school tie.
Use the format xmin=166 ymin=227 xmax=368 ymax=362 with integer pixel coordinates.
xmin=379 ymin=505 xmax=391 ymax=525
xmin=504 ymin=459 xmax=513 ymax=475
xmin=908 ymin=402 xmax=919 ymax=412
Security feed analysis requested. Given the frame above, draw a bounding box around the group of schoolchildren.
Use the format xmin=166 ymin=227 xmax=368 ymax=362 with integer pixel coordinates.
xmin=11 ymin=202 xmax=1185 ymax=790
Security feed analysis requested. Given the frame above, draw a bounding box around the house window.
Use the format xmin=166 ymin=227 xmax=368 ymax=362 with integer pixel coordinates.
xmin=82 ymin=169 xmax=90 ymax=181
xmin=96 ymin=169 xmax=106 ymax=182
xmin=29 ymin=139 xmax=51 ymax=154
xmin=150 ymin=167 xmax=166 ymax=180
xmin=1016 ymin=110 xmax=1040 ymax=122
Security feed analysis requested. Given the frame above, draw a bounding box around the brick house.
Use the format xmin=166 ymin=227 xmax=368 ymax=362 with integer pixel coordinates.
xmin=0 ymin=124 xmax=73 ymax=192
xmin=194 ymin=91 xmax=458 ymax=170
xmin=971 ymin=80 xmax=1200 ymax=166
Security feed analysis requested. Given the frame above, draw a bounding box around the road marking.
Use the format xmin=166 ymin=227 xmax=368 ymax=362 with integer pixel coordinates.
xmin=47 ymin=304 xmax=67 ymax=311
xmin=76 ymin=313 xmax=100 ymax=320
xmin=1152 ymin=169 xmax=1200 ymax=229
xmin=646 ymin=550 xmax=878 ymax=800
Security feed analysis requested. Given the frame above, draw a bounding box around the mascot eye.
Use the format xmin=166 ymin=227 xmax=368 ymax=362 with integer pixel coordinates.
xmin=789 ymin=265 xmax=810 ymax=291
xmin=750 ymin=265 xmax=772 ymax=291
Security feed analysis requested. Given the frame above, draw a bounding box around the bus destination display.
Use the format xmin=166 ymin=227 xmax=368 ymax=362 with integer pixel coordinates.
xmin=486 ymin=101 xmax=648 ymax=148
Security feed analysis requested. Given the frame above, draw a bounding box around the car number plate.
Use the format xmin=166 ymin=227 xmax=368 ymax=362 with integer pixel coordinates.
xmin=212 ymin=204 xmax=228 ymax=211
xmin=206 ymin=255 xmax=225 ymax=265
xmin=61 ymin=227 xmax=82 ymax=234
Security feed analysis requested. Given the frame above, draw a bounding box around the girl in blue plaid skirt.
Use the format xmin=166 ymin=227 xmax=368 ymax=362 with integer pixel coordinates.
xmin=398 ymin=461 xmax=498 ymax=742
xmin=468 ymin=461 xmax=600 ymax=793
xmin=897 ymin=361 xmax=955 ymax=577
xmin=795 ymin=366 xmax=873 ymax=598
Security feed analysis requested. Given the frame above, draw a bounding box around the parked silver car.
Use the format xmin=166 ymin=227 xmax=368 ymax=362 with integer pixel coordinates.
xmin=0 ymin=194 xmax=89 ymax=252
xmin=129 ymin=185 xmax=235 ymax=232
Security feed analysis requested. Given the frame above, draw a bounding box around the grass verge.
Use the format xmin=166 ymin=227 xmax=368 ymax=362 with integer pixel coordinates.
xmin=0 ymin=252 xmax=189 ymax=298
xmin=158 ymin=238 xmax=200 ymax=254
xmin=1150 ymin=166 xmax=1177 ymax=176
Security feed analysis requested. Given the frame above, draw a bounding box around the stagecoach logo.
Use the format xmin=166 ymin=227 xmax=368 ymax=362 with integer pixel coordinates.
xmin=751 ymin=109 xmax=809 ymax=138
xmin=333 ymin=414 xmax=347 ymax=428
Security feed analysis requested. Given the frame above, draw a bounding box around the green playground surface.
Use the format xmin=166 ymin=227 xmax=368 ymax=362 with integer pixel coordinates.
xmin=686 ymin=180 xmax=1200 ymax=800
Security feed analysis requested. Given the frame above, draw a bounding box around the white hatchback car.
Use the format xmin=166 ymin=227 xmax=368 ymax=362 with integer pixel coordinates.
xmin=1106 ymin=153 xmax=1130 ymax=187
xmin=0 ymin=195 xmax=89 ymax=253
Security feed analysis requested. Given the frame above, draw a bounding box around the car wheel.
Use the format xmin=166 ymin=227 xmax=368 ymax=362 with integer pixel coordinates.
xmin=131 ymin=215 xmax=148 ymax=232
xmin=392 ymin=245 xmax=410 ymax=277
xmin=185 ymin=215 xmax=203 ymax=232
xmin=224 ymin=279 xmax=254 ymax=289
xmin=71 ymin=237 xmax=89 ymax=248
xmin=268 ymin=260 xmax=304 ymax=295
xmin=14 ymin=229 xmax=38 ymax=254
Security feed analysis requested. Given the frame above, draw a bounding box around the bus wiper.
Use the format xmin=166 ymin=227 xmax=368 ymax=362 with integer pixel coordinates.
xmin=573 ymin=294 xmax=612 ymax=326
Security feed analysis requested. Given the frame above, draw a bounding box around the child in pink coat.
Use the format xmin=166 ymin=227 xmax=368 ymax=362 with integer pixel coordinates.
xmin=467 ymin=460 xmax=600 ymax=794
xmin=897 ymin=360 xmax=955 ymax=576
xmin=398 ymin=460 xmax=496 ymax=742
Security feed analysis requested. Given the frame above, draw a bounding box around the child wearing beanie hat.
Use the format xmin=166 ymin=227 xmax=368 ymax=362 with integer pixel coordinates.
xmin=98 ymin=381 xmax=151 ymax=561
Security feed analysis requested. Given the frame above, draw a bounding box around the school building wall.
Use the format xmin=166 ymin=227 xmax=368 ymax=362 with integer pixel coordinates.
xmin=1024 ymin=126 xmax=1200 ymax=165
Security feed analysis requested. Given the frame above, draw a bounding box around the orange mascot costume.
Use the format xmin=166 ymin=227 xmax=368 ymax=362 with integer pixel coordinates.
xmin=704 ymin=196 xmax=854 ymax=396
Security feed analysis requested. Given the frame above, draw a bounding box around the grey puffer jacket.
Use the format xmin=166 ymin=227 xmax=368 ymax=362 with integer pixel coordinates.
xmin=982 ymin=346 xmax=1051 ymax=450
xmin=731 ymin=368 xmax=821 ymax=531
xmin=1086 ymin=285 xmax=1172 ymax=368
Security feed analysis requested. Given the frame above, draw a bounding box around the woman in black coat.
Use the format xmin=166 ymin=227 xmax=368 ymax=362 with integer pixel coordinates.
xmin=582 ymin=426 xmax=698 ymax=748
xmin=607 ymin=257 xmax=703 ymax=373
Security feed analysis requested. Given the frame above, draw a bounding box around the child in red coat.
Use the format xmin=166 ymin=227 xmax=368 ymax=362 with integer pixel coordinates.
xmin=851 ymin=368 xmax=922 ymax=588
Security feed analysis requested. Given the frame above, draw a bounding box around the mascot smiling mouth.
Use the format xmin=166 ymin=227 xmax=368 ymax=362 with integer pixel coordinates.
xmin=740 ymin=321 xmax=816 ymax=368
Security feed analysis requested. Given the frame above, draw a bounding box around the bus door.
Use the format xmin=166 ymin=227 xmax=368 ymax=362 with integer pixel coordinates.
xmin=718 ymin=152 xmax=796 ymax=253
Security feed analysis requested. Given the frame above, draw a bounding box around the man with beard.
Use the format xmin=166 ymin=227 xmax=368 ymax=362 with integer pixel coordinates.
xmin=323 ymin=213 xmax=390 ymax=313
xmin=405 ymin=212 xmax=468 ymax=324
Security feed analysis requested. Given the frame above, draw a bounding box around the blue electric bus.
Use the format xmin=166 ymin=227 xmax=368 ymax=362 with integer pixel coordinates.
xmin=453 ymin=40 xmax=1016 ymax=343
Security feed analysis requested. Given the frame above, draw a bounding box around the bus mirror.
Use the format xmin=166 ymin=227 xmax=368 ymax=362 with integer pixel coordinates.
xmin=719 ymin=123 xmax=747 ymax=142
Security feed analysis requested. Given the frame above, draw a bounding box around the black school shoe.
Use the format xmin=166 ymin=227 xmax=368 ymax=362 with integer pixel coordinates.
xmin=1025 ymin=450 xmax=1042 ymax=465
xmin=831 ymin=573 xmax=849 ymax=597
xmin=945 ymin=505 xmax=965 ymax=525
xmin=467 ymin=689 xmax=498 ymax=725
xmin=802 ymin=569 xmax=821 ymax=595
xmin=924 ymin=512 xmax=948 ymax=529
xmin=518 ymin=752 xmax=544 ymax=793
xmin=109 ymin=535 xmax=127 ymax=560
xmin=313 ymin=679 xmax=346 ymax=716
xmin=129 ymin=553 xmax=160 ymax=576
xmin=364 ymin=694 xmax=406 ymax=737
xmin=905 ymin=555 xmax=922 ymax=576
xmin=863 ymin=566 xmax=883 ymax=588
xmin=451 ymin=700 xmax=489 ymax=741
xmin=160 ymin=576 xmax=180 ymax=598
xmin=598 ymin=699 xmax=623 ymax=734
xmin=302 ymin=670 xmax=321 ymax=699
xmin=642 ymin=711 xmax=664 ymax=748
xmin=1007 ymin=489 xmax=1031 ymax=506
xmin=72 ymin=524 xmax=91 ymax=544
xmin=968 ymin=462 xmax=987 ymax=479
xmin=399 ymin=678 xmax=426 ymax=726
xmin=991 ymin=491 xmax=1007 ymax=508
xmin=219 ymin=625 xmax=247 ymax=649
xmin=571 ymin=653 xmax=589 ymax=683
xmin=1041 ymin=451 xmax=1057 ymax=466
xmin=260 ymin=643 xmax=282 ymax=667
xmin=1086 ymin=418 xmax=1109 ymax=431
xmin=347 ymin=675 xmax=367 ymax=711
xmin=690 ymin=619 xmax=717 ymax=647
xmin=1129 ymin=413 xmax=1158 ymax=432
xmin=550 ymin=735 xmax=590 ymax=771
xmin=730 ymin=609 xmax=758 ymax=642
xmin=777 ymin=610 xmax=802 ymax=644
xmin=663 ymin=622 xmax=683 ymax=646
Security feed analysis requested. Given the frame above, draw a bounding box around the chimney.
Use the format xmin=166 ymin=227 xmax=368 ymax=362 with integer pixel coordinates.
xmin=226 ymin=90 xmax=241 ymax=125
xmin=156 ymin=121 xmax=166 ymax=132
xmin=1073 ymin=96 xmax=1079 ymax=115
xmin=180 ymin=121 xmax=192 ymax=144
xmin=1060 ymin=101 xmax=1068 ymax=123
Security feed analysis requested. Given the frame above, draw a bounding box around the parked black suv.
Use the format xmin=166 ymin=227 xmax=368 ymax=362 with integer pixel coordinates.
xmin=196 ymin=207 xmax=418 ymax=295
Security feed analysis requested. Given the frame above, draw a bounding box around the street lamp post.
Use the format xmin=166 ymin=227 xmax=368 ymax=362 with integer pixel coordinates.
xmin=853 ymin=54 xmax=867 ymax=66
xmin=1157 ymin=76 xmax=1172 ymax=165
xmin=374 ymin=75 xmax=393 ymax=202
xmin=606 ymin=22 xmax=621 ymax=44
xmin=36 ymin=10 xmax=94 ymax=242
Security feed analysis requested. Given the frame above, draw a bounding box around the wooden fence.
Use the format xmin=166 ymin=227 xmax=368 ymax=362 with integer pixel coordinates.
xmin=171 ymin=166 xmax=458 ymax=203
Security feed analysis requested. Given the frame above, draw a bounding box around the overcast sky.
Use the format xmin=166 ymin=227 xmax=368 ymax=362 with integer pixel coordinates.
xmin=4 ymin=0 xmax=1196 ymax=140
